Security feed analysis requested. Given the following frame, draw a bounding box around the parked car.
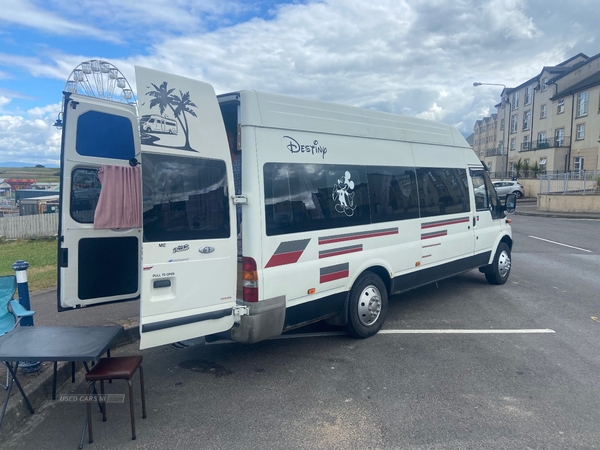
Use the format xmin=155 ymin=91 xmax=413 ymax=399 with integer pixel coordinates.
xmin=492 ymin=180 xmax=524 ymax=198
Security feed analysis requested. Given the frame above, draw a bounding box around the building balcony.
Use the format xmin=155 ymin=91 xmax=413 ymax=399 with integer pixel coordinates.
xmin=520 ymin=136 xmax=571 ymax=152
xmin=485 ymin=147 xmax=504 ymax=156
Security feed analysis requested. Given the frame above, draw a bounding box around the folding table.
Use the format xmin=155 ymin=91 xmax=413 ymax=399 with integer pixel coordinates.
xmin=0 ymin=325 xmax=124 ymax=432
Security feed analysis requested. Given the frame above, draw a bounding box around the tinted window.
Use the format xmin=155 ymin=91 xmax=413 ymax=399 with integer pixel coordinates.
xmin=416 ymin=168 xmax=470 ymax=217
xmin=71 ymin=168 xmax=100 ymax=223
xmin=367 ymin=166 xmax=419 ymax=222
xmin=142 ymin=153 xmax=230 ymax=242
xmin=76 ymin=111 xmax=135 ymax=160
xmin=264 ymin=163 xmax=370 ymax=236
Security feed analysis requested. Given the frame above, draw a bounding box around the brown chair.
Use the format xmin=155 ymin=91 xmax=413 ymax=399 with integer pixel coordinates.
xmin=85 ymin=356 xmax=147 ymax=443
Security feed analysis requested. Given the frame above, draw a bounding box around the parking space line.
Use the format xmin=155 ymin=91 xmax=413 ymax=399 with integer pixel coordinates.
xmin=205 ymin=329 xmax=556 ymax=344
xmin=378 ymin=329 xmax=555 ymax=334
xmin=528 ymin=235 xmax=592 ymax=253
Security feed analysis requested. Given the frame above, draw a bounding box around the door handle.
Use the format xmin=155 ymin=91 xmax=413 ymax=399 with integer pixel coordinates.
xmin=472 ymin=216 xmax=476 ymax=227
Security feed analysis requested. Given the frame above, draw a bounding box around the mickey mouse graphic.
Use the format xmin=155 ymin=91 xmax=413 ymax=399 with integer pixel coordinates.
xmin=333 ymin=171 xmax=357 ymax=217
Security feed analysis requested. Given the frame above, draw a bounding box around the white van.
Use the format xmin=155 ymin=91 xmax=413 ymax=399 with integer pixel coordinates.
xmin=57 ymin=66 xmax=516 ymax=349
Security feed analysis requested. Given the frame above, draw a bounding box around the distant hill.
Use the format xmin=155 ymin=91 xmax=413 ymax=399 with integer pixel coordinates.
xmin=0 ymin=162 xmax=59 ymax=168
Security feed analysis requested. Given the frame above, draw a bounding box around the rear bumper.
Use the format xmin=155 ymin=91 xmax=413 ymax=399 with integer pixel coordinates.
xmin=230 ymin=295 xmax=286 ymax=344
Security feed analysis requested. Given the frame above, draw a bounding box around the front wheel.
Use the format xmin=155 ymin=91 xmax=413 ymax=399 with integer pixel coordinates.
xmin=345 ymin=272 xmax=388 ymax=338
xmin=513 ymin=190 xmax=523 ymax=199
xmin=485 ymin=243 xmax=511 ymax=285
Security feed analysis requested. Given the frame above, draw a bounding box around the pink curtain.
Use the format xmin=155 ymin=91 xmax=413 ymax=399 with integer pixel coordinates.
xmin=94 ymin=165 xmax=142 ymax=229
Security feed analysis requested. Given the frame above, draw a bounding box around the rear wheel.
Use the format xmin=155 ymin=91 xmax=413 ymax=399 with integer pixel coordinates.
xmin=485 ymin=242 xmax=511 ymax=285
xmin=345 ymin=272 xmax=388 ymax=338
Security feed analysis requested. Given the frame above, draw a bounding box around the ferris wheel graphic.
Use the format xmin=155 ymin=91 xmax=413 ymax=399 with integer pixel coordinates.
xmin=63 ymin=60 xmax=137 ymax=106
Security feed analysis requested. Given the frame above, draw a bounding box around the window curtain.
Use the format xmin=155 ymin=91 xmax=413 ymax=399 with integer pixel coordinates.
xmin=94 ymin=165 xmax=142 ymax=229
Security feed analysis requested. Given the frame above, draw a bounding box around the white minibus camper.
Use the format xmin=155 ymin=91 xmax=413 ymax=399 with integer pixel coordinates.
xmin=57 ymin=66 xmax=516 ymax=349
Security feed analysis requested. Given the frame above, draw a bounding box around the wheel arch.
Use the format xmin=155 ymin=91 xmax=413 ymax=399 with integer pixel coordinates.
xmin=327 ymin=264 xmax=392 ymax=327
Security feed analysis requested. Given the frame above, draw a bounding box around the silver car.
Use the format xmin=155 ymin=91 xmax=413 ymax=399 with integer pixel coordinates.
xmin=492 ymin=180 xmax=524 ymax=198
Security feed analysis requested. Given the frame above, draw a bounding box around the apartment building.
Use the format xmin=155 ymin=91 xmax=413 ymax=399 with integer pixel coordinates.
xmin=474 ymin=52 xmax=600 ymax=177
xmin=472 ymin=114 xmax=500 ymax=173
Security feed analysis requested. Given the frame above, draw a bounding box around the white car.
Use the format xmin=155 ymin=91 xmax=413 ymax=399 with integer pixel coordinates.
xmin=492 ymin=181 xmax=524 ymax=198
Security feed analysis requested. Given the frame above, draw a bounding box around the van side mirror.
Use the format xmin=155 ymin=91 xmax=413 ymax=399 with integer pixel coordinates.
xmin=504 ymin=193 xmax=516 ymax=213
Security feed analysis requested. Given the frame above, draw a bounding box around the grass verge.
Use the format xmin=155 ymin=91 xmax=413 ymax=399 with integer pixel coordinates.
xmin=0 ymin=238 xmax=57 ymax=292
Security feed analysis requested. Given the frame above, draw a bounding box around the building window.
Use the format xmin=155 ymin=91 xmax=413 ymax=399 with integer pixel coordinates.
xmin=539 ymin=158 xmax=547 ymax=173
xmin=557 ymin=99 xmax=565 ymax=114
xmin=541 ymin=78 xmax=548 ymax=91
xmin=540 ymin=104 xmax=546 ymax=119
xmin=510 ymin=138 xmax=516 ymax=151
xmin=577 ymin=92 xmax=588 ymax=117
xmin=522 ymin=135 xmax=530 ymax=150
xmin=511 ymin=114 xmax=518 ymax=133
xmin=576 ymin=123 xmax=585 ymax=140
xmin=525 ymin=86 xmax=532 ymax=105
xmin=573 ymin=156 xmax=584 ymax=174
xmin=523 ymin=111 xmax=531 ymax=131
xmin=537 ymin=132 xmax=546 ymax=146
xmin=500 ymin=119 xmax=504 ymax=131
xmin=513 ymin=91 xmax=519 ymax=109
xmin=555 ymin=128 xmax=565 ymax=146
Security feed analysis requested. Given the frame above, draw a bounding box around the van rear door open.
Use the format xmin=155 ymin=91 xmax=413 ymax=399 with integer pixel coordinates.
xmin=58 ymin=68 xmax=238 ymax=349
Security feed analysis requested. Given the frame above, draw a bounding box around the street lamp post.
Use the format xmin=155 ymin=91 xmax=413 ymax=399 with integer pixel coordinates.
xmin=473 ymin=82 xmax=509 ymax=180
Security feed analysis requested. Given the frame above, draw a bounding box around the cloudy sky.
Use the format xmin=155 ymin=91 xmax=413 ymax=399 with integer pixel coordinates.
xmin=0 ymin=0 xmax=598 ymax=166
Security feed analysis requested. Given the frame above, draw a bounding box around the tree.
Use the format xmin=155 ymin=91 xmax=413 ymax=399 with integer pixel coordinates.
xmin=531 ymin=161 xmax=540 ymax=178
xmin=35 ymin=164 xmax=45 ymax=168
xmin=523 ymin=160 xmax=530 ymax=178
xmin=514 ymin=159 xmax=523 ymax=178
xmin=171 ymin=90 xmax=197 ymax=150
xmin=145 ymin=82 xmax=198 ymax=151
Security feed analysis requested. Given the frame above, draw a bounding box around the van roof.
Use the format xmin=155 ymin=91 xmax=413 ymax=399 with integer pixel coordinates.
xmin=220 ymin=90 xmax=467 ymax=148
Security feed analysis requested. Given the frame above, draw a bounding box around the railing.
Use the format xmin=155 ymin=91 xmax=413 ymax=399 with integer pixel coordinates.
xmin=485 ymin=147 xmax=504 ymax=157
xmin=520 ymin=136 xmax=571 ymax=152
xmin=539 ymin=170 xmax=599 ymax=194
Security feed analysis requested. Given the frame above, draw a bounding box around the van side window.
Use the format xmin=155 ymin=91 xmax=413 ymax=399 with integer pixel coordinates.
xmin=416 ymin=168 xmax=471 ymax=217
xmin=470 ymin=169 xmax=499 ymax=216
xmin=142 ymin=153 xmax=230 ymax=242
xmin=264 ymin=163 xmax=370 ymax=236
xmin=368 ymin=166 xmax=419 ymax=222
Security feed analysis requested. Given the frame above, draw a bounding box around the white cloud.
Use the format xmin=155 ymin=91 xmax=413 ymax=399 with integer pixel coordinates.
xmin=0 ymin=0 xmax=599 ymax=165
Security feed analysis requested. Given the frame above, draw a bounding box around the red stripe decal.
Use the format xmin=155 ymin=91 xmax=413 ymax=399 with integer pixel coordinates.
xmin=421 ymin=231 xmax=447 ymax=240
xmin=320 ymin=269 xmax=349 ymax=283
xmin=320 ymin=229 xmax=398 ymax=245
xmin=421 ymin=217 xmax=470 ymax=229
xmin=265 ymin=250 xmax=305 ymax=268
xmin=319 ymin=247 xmax=362 ymax=259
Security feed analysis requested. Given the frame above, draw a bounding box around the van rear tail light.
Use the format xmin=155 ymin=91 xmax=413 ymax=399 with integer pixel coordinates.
xmin=242 ymin=256 xmax=258 ymax=303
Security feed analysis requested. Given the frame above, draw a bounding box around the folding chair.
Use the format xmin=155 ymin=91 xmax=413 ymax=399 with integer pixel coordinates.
xmin=0 ymin=275 xmax=35 ymax=389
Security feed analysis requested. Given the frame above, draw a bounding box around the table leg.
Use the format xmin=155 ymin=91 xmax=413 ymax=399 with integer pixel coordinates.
xmin=0 ymin=362 xmax=34 ymax=428
xmin=6 ymin=362 xmax=34 ymax=414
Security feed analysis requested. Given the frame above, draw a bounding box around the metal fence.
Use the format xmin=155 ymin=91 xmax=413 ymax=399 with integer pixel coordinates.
xmin=539 ymin=171 xmax=600 ymax=195
xmin=0 ymin=213 xmax=58 ymax=239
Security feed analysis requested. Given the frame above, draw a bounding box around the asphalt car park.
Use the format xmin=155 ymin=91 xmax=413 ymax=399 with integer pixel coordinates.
xmin=2 ymin=215 xmax=600 ymax=449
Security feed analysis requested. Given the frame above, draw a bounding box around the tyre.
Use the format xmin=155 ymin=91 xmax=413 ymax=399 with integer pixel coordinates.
xmin=345 ymin=272 xmax=388 ymax=338
xmin=513 ymin=190 xmax=522 ymax=198
xmin=485 ymin=242 xmax=511 ymax=285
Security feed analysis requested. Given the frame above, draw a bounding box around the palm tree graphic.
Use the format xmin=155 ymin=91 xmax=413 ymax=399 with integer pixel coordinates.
xmin=145 ymin=81 xmax=198 ymax=150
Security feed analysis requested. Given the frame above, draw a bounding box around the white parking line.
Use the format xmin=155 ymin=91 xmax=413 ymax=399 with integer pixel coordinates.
xmin=377 ymin=329 xmax=555 ymax=334
xmin=276 ymin=329 xmax=556 ymax=339
xmin=528 ymin=235 xmax=592 ymax=253
xmin=205 ymin=329 xmax=556 ymax=344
